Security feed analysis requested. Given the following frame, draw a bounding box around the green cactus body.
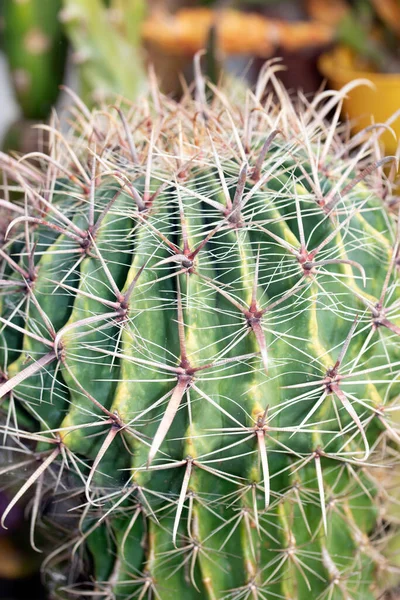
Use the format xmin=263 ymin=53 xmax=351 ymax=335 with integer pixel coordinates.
xmin=111 ymin=199 xmax=182 ymax=493
xmin=4 ymin=206 xmax=85 ymax=429
xmin=0 ymin=247 xmax=26 ymax=369
xmin=59 ymin=186 xmax=133 ymax=457
xmin=1 ymin=71 xmax=400 ymax=599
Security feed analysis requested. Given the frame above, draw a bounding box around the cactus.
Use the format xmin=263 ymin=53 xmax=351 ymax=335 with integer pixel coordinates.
xmin=60 ymin=0 xmax=146 ymax=103
xmin=1 ymin=65 xmax=400 ymax=599
xmin=3 ymin=0 xmax=67 ymax=120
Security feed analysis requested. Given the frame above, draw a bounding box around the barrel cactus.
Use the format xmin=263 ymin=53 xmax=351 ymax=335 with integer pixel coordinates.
xmin=1 ymin=64 xmax=400 ymax=599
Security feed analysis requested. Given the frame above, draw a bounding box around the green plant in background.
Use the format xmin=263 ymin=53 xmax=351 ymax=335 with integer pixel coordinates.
xmin=1 ymin=0 xmax=146 ymax=154
xmin=3 ymin=0 xmax=67 ymax=120
xmin=1 ymin=1 xmax=67 ymax=205
xmin=60 ymin=0 xmax=146 ymax=103
xmin=336 ymin=0 xmax=400 ymax=73
xmin=1 ymin=65 xmax=400 ymax=599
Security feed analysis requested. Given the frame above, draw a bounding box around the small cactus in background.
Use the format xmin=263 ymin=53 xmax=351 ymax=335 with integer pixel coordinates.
xmin=2 ymin=0 xmax=67 ymax=157
xmin=3 ymin=0 xmax=67 ymax=120
xmin=1 ymin=64 xmax=400 ymax=599
xmin=60 ymin=0 xmax=146 ymax=103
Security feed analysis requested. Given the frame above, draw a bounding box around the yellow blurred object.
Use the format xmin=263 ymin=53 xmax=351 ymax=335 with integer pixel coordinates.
xmin=142 ymin=8 xmax=333 ymax=57
xmin=306 ymin=0 xmax=350 ymax=26
xmin=0 ymin=537 xmax=35 ymax=578
xmin=371 ymin=0 xmax=400 ymax=37
xmin=319 ymin=46 xmax=400 ymax=154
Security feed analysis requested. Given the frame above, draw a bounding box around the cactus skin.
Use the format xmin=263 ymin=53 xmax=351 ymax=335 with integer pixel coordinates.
xmin=3 ymin=0 xmax=67 ymax=120
xmin=1 ymin=69 xmax=400 ymax=599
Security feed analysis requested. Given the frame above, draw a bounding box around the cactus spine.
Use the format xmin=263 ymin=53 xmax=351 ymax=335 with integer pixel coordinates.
xmin=1 ymin=66 xmax=400 ymax=599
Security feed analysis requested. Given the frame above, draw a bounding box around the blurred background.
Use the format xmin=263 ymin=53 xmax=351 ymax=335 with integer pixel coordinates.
xmin=1 ymin=0 xmax=400 ymax=598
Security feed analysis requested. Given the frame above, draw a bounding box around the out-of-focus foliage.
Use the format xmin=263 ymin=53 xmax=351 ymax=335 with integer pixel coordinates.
xmin=334 ymin=0 xmax=400 ymax=72
xmin=61 ymin=0 xmax=146 ymax=102
xmin=3 ymin=0 xmax=67 ymax=119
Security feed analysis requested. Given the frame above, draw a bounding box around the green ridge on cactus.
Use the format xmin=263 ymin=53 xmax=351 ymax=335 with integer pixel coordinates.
xmin=0 ymin=66 xmax=400 ymax=599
